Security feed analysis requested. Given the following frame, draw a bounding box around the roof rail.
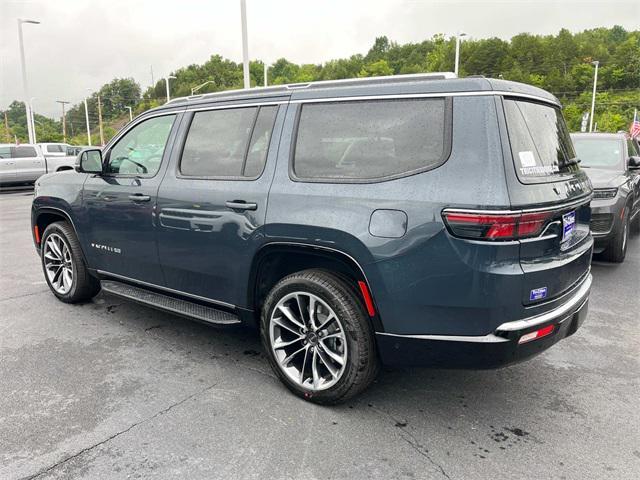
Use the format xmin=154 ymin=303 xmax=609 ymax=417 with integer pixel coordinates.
xmin=166 ymin=72 xmax=457 ymax=105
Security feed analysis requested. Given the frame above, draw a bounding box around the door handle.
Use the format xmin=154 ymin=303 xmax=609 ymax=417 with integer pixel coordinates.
xmin=129 ymin=194 xmax=151 ymax=202
xmin=225 ymin=200 xmax=258 ymax=211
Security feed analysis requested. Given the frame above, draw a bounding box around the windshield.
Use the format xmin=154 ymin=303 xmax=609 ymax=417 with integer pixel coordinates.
xmin=571 ymin=138 xmax=624 ymax=170
xmin=504 ymin=98 xmax=579 ymax=183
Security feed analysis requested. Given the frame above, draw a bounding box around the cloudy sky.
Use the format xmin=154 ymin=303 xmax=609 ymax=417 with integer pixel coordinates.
xmin=1 ymin=0 xmax=638 ymax=118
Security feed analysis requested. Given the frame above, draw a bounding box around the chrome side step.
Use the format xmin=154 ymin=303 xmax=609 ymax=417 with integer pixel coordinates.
xmin=100 ymin=280 xmax=241 ymax=325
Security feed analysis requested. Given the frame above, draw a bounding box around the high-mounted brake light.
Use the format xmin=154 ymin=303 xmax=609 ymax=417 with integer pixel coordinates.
xmin=518 ymin=324 xmax=554 ymax=344
xmin=442 ymin=210 xmax=552 ymax=241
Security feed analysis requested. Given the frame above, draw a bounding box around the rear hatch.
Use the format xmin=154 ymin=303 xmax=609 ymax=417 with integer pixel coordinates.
xmin=501 ymin=97 xmax=593 ymax=306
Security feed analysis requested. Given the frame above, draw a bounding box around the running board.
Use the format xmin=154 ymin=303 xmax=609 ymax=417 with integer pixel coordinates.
xmin=100 ymin=280 xmax=241 ymax=325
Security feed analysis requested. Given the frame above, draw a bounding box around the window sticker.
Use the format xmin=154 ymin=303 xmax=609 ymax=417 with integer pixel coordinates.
xmin=520 ymin=165 xmax=560 ymax=176
xmin=519 ymin=151 xmax=536 ymax=167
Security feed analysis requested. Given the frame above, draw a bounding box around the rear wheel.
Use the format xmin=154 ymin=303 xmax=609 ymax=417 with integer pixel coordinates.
xmin=41 ymin=222 xmax=100 ymax=303
xmin=601 ymin=208 xmax=629 ymax=263
xmin=260 ymin=269 xmax=379 ymax=404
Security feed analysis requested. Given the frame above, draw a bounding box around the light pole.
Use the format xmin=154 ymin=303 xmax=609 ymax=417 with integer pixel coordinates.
xmin=454 ymin=32 xmax=467 ymax=76
xmin=240 ymin=0 xmax=250 ymax=89
xmin=17 ymin=18 xmax=40 ymax=144
xmin=589 ymin=60 xmax=599 ymax=133
xmin=84 ymin=96 xmax=92 ymax=146
xmin=191 ymin=80 xmax=215 ymax=95
xmin=29 ymin=97 xmax=37 ymax=143
xmin=56 ymin=100 xmax=70 ymax=142
xmin=164 ymin=75 xmax=176 ymax=103
xmin=126 ymin=106 xmax=133 ymax=122
xmin=264 ymin=62 xmax=268 ymax=87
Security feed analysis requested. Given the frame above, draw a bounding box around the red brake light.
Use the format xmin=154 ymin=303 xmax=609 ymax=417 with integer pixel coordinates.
xmin=518 ymin=324 xmax=555 ymax=344
xmin=442 ymin=210 xmax=552 ymax=241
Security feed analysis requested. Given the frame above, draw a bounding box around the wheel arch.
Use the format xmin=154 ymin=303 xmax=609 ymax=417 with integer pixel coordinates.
xmin=248 ymin=242 xmax=384 ymax=332
xmin=33 ymin=207 xmax=89 ymax=265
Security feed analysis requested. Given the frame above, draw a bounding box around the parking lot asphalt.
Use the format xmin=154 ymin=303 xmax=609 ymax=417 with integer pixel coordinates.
xmin=1 ymin=189 xmax=639 ymax=480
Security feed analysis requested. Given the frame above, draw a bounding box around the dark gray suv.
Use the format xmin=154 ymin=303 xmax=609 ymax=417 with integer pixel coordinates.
xmin=571 ymin=132 xmax=640 ymax=262
xmin=31 ymin=74 xmax=593 ymax=404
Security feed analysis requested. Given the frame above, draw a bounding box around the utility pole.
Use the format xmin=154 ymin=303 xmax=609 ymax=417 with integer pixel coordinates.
xmin=164 ymin=76 xmax=176 ymax=103
xmin=240 ymin=0 xmax=250 ymax=89
xmin=151 ymin=65 xmax=155 ymax=87
xmin=4 ymin=112 xmax=10 ymax=142
xmin=29 ymin=97 xmax=37 ymax=143
xmin=126 ymin=106 xmax=133 ymax=122
xmin=589 ymin=60 xmax=599 ymax=133
xmin=18 ymin=19 xmax=40 ymax=144
xmin=97 ymin=95 xmax=105 ymax=146
xmin=84 ymin=96 xmax=91 ymax=146
xmin=56 ymin=100 xmax=70 ymax=143
xmin=454 ymin=32 xmax=467 ymax=76
xmin=264 ymin=62 xmax=268 ymax=87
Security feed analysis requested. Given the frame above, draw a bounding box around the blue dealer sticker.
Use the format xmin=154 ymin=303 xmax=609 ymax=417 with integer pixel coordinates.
xmin=530 ymin=287 xmax=548 ymax=301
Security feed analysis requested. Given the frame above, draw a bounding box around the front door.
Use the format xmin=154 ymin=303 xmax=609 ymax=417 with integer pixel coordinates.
xmin=156 ymin=102 xmax=283 ymax=307
xmin=82 ymin=112 xmax=181 ymax=284
xmin=0 ymin=145 xmax=16 ymax=184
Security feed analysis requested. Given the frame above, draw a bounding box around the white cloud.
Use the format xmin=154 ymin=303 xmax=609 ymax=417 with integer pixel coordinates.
xmin=1 ymin=0 xmax=638 ymax=118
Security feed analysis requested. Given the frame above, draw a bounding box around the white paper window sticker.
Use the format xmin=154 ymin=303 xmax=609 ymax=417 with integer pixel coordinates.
xmin=519 ymin=151 xmax=536 ymax=167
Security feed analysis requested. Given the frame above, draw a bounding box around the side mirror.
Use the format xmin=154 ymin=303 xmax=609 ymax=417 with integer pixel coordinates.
xmin=628 ymin=156 xmax=640 ymax=170
xmin=76 ymin=148 xmax=103 ymax=174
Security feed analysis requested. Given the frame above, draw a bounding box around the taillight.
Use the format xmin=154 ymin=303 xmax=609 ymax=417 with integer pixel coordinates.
xmin=442 ymin=210 xmax=552 ymax=241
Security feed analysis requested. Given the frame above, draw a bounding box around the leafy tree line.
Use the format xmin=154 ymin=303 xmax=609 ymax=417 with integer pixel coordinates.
xmin=2 ymin=25 xmax=638 ymax=144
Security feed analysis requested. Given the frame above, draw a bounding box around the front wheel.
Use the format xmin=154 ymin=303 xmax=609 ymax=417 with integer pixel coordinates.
xmin=40 ymin=221 xmax=100 ymax=303
xmin=261 ymin=269 xmax=379 ymax=405
xmin=601 ymin=208 xmax=629 ymax=263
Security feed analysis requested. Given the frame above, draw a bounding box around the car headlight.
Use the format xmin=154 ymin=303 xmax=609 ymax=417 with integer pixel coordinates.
xmin=593 ymin=188 xmax=618 ymax=199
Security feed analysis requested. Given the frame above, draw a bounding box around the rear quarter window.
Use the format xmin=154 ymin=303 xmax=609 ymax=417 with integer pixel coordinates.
xmin=504 ymin=98 xmax=579 ymax=183
xmin=292 ymin=98 xmax=450 ymax=182
xmin=12 ymin=146 xmax=38 ymax=158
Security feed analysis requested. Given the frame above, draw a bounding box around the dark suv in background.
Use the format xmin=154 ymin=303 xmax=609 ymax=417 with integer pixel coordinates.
xmin=571 ymin=133 xmax=640 ymax=262
xmin=31 ymin=74 xmax=593 ymax=404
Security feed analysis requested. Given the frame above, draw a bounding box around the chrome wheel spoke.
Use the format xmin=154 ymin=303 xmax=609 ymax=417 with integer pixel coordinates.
xmin=277 ymin=305 xmax=305 ymax=330
xmin=300 ymin=347 xmax=310 ymax=384
xmin=281 ymin=344 xmax=308 ymax=367
xmin=273 ymin=336 xmax=304 ymax=350
xmin=311 ymin=348 xmax=320 ymax=389
xmin=272 ymin=316 xmax=300 ymax=336
xmin=319 ymin=340 xmax=345 ymax=367
xmin=316 ymin=314 xmax=337 ymax=332
xmin=316 ymin=347 xmax=339 ymax=379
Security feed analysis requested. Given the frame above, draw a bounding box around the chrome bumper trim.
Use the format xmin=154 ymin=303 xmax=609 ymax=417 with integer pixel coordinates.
xmin=378 ymin=273 xmax=592 ymax=343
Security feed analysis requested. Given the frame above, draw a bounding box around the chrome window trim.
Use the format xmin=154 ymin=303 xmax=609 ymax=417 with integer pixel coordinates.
xmin=290 ymin=91 xmax=560 ymax=107
xmin=442 ymin=195 xmax=592 ymax=217
xmin=96 ymin=270 xmax=236 ymax=309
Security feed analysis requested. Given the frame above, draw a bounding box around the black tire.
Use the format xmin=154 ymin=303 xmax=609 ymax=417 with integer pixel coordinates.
xmin=40 ymin=221 xmax=100 ymax=303
xmin=260 ymin=269 xmax=379 ymax=405
xmin=601 ymin=207 xmax=629 ymax=263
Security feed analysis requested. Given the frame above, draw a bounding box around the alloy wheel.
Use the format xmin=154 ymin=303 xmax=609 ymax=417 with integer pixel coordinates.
xmin=43 ymin=233 xmax=74 ymax=295
xmin=269 ymin=292 xmax=348 ymax=391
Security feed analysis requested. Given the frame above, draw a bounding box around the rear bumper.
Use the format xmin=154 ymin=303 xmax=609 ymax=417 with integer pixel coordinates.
xmin=377 ymin=273 xmax=591 ymax=368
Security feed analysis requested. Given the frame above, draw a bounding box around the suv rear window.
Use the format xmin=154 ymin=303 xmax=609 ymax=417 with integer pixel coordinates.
xmin=504 ymin=99 xmax=579 ymax=182
xmin=293 ymin=98 xmax=449 ymax=181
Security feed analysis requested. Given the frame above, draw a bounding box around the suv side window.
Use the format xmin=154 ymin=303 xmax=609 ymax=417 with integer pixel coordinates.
xmin=11 ymin=146 xmax=38 ymax=158
xmin=627 ymin=138 xmax=639 ymax=157
xmin=179 ymin=105 xmax=277 ymax=178
xmin=105 ymin=114 xmax=176 ymax=176
xmin=292 ymin=98 xmax=449 ymax=181
xmin=0 ymin=146 xmax=11 ymax=158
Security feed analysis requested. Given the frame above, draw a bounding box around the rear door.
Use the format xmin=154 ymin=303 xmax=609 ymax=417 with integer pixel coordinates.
xmin=500 ymin=97 xmax=593 ymax=306
xmin=0 ymin=146 xmax=16 ymax=183
xmin=12 ymin=145 xmax=45 ymax=182
xmin=156 ymin=100 xmax=285 ymax=307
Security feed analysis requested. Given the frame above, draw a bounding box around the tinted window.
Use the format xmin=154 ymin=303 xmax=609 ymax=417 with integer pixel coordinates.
xmin=504 ymin=99 xmax=579 ymax=181
xmin=627 ymin=138 xmax=639 ymax=157
xmin=0 ymin=146 xmax=11 ymax=158
xmin=12 ymin=146 xmax=38 ymax=158
xmin=46 ymin=145 xmax=65 ymax=153
xmin=572 ymin=137 xmax=624 ymax=170
xmin=244 ymin=106 xmax=278 ymax=177
xmin=293 ymin=99 xmax=447 ymax=180
xmin=180 ymin=105 xmax=277 ymax=178
xmin=106 ymin=115 xmax=175 ymax=175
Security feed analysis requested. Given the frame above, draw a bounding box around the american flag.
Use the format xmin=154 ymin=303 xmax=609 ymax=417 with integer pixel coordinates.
xmin=630 ymin=109 xmax=640 ymax=139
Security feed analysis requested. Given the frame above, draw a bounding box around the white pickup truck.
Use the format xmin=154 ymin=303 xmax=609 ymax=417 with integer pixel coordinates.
xmin=0 ymin=143 xmax=77 ymax=186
